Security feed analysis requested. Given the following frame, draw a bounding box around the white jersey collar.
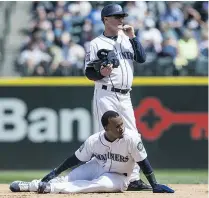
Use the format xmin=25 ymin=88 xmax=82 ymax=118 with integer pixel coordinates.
xmin=100 ymin=131 xmax=120 ymax=147
xmin=100 ymin=33 xmax=122 ymax=44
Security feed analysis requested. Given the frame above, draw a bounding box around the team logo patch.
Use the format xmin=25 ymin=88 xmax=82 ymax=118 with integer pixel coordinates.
xmin=79 ymin=143 xmax=85 ymax=152
xmin=137 ymin=142 xmax=144 ymax=151
xmin=85 ymin=52 xmax=90 ymax=62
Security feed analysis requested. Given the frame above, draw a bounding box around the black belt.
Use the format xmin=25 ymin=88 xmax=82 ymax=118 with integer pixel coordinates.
xmin=102 ymin=85 xmax=130 ymax=94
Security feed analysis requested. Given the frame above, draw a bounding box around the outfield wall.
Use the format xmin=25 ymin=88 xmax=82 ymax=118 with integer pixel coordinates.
xmin=0 ymin=77 xmax=208 ymax=169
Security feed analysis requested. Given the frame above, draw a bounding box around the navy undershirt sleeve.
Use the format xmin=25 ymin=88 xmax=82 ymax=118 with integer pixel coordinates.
xmin=129 ymin=37 xmax=146 ymax=63
xmin=55 ymin=154 xmax=83 ymax=175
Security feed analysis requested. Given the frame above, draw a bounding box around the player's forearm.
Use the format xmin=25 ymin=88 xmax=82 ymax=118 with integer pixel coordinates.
xmin=55 ymin=154 xmax=83 ymax=175
xmin=137 ymin=158 xmax=157 ymax=187
xmin=129 ymin=37 xmax=146 ymax=63
xmin=85 ymin=67 xmax=105 ymax=81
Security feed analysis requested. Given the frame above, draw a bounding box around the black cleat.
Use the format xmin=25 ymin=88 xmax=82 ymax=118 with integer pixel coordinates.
xmin=127 ymin=179 xmax=152 ymax=191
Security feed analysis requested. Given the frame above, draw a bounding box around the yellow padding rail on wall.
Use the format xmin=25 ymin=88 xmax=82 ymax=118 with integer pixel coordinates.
xmin=0 ymin=77 xmax=207 ymax=86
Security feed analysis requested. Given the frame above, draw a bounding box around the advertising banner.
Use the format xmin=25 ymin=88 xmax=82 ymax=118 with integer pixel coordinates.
xmin=0 ymin=77 xmax=207 ymax=169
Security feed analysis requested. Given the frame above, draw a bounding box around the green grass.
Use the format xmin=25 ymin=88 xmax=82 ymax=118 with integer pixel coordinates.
xmin=142 ymin=169 xmax=208 ymax=184
xmin=0 ymin=169 xmax=207 ymax=184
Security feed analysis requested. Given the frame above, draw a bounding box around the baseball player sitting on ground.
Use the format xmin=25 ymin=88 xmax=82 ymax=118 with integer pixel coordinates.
xmin=10 ymin=111 xmax=174 ymax=194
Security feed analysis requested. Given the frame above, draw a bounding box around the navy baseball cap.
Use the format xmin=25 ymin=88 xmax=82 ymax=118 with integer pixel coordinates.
xmin=101 ymin=4 xmax=128 ymax=18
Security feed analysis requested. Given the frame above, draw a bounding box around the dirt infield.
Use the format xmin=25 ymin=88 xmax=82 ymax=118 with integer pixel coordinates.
xmin=0 ymin=184 xmax=208 ymax=198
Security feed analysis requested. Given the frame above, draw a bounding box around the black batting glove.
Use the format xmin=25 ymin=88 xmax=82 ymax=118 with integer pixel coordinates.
xmin=152 ymin=184 xmax=174 ymax=193
xmin=41 ymin=169 xmax=58 ymax=182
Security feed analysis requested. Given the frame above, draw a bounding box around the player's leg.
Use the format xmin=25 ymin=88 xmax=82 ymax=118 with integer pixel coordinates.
xmin=11 ymin=159 xmax=104 ymax=193
xmin=94 ymin=90 xmax=137 ymax=133
xmin=9 ymin=177 xmax=69 ymax=192
xmin=37 ymin=157 xmax=107 ymax=193
xmin=118 ymin=94 xmax=138 ymax=133
xmin=42 ymin=173 xmax=128 ymax=193
xmin=67 ymin=158 xmax=105 ymax=182
xmin=93 ymin=88 xmax=117 ymax=131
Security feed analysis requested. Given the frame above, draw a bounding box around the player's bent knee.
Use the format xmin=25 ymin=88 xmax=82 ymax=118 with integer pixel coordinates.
xmin=96 ymin=175 xmax=125 ymax=192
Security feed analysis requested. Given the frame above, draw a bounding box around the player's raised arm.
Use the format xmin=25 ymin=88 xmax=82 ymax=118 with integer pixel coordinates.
xmin=41 ymin=139 xmax=93 ymax=183
xmin=129 ymin=36 xmax=146 ymax=63
xmin=129 ymin=134 xmax=174 ymax=193
xmin=122 ymin=24 xmax=146 ymax=63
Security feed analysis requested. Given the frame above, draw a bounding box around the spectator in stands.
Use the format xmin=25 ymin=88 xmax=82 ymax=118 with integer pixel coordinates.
xmin=47 ymin=31 xmax=62 ymax=75
xmin=81 ymin=19 xmax=94 ymax=47
xmin=184 ymin=4 xmax=203 ymax=42
xmin=18 ymin=40 xmax=51 ymax=76
xmin=53 ymin=19 xmax=64 ymax=46
xmin=160 ymin=2 xmax=184 ymax=38
xmin=140 ymin=18 xmax=163 ymax=53
xmin=67 ymin=38 xmax=85 ymax=76
xmin=193 ymin=1 xmax=208 ymax=23
xmin=174 ymin=29 xmax=199 ymax=75
xmin=199 ymin=30 xmax=208 ymax=57
xmin=146 ymin=1 xmax=167 ymax=21
xmin=137 ymin=17 xmax=163 ymax=65
xmin=87 ymin=4 xmax=104 ymax=38
xmin=177 ymin=29 xmax=199 ymax=60
xmin=159 ymin=36 xmax=178 ymax=58
xmin=195 ymin=30 xmax=208 ymax=76
xmin=125 ymin=1 xmax=147 ymax=21
xmin=160 ymin=22 xmax=178 ymax=40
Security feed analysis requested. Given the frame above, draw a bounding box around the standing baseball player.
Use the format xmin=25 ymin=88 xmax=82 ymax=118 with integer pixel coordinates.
xmin=10 ymin=111 xmax=174 ymax=194
xmin=85 ymin=3 xmax=148 ymax=190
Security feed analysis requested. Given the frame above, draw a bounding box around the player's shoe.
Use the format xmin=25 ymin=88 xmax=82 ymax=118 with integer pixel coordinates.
xmin=10 ymin=181 xmax=30 ymax=192
xmin=38 ymin=182 xmax=51 ymax=194
xmin=127 ymin=179 xmax=152 ymax=191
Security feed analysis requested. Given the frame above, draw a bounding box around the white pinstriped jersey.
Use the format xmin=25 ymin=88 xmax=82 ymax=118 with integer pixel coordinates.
xmin=75 ymin=128 xmax=147 ymax=177
xmin=85 ymin=31 xmax=135 ymax=89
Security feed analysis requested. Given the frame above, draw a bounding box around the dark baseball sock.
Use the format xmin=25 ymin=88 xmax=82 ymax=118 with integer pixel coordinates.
xmin=137 ymin=158 xmax=157 ymax=187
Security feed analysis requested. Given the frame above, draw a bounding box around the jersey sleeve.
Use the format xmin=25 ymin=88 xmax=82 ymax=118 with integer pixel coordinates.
xmin=84 ymin=42 xmax=98 ymax=69
xmin=129 ymin=133 xmax=147 ymax=162
xmin=129 ymin=37 xmax=146 ymax=63
xmin=75 ymin=138 xmax=93 ymax=162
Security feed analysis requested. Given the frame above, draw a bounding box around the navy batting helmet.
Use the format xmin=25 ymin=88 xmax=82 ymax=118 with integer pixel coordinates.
xmin=101 ymin=4 xmax=128 ymax=18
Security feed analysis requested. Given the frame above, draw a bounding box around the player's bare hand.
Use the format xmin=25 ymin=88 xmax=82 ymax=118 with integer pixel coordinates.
xmin=100 ymin=64 xmax=113 ymax=76
xmin=123 ymin=25 xmax=136 ymax=39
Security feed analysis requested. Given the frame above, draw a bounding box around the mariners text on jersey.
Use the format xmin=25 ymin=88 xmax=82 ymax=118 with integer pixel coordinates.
xmin=94 ymin=152 xmax=129 ymax=163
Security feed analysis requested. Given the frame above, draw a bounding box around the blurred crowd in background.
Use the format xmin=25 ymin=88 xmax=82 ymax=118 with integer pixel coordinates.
xmin=15 ymin=1 xmax=208 ymax=77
